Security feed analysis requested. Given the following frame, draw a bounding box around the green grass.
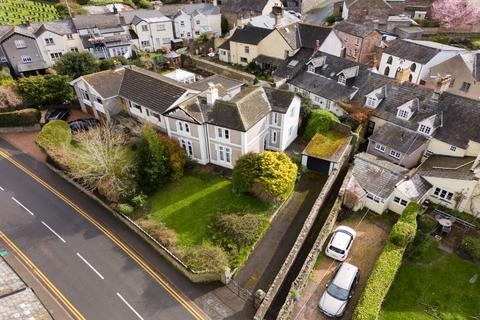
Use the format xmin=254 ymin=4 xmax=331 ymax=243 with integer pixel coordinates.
xmin=380 ymin=239 xmax=480 ymax=320
xmin=146 ymin=173 xmax=272 ymax=246
xmin=305 ymin=130 xmax=348 ymax=158
xmin=0 ymin=0 xmax=58 ymax=25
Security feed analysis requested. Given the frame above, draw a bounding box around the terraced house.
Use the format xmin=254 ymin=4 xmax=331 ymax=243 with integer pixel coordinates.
xmin=70 ymin=65 xmax=300 ymax=168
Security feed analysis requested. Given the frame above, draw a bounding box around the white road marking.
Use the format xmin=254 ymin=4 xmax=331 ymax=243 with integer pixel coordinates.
xmin=0 ymin=186 xmax=4 ymax=191
xmin=76 ymin=253 xmax=105 ymax=280
xmin=116 ymin=293 xmax=145 ymax=320
xmin=41 ymin=221 xmax=66 ymax=243
xmin=11 ymin=197 xmax=34 ymax=216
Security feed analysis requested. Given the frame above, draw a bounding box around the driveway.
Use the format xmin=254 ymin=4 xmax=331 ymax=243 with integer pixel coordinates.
xmin=290 ymin=210 xmax=395 ymax=320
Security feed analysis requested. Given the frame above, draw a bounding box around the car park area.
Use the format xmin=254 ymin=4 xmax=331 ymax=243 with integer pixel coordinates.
xmin=291 ymin=210 xmax=396 ymax=319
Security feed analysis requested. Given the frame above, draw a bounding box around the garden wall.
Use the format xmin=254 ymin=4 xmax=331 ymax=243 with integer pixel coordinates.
xmin=45 ymin=162 xmax=231 ymax=284
xmin=189 ymin=56 xmax=255 ymax=83
xmin=254 ymin=143 xmax=352 ymax=320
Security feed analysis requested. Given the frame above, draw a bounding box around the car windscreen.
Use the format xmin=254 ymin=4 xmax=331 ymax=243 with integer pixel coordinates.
xmin=329 ymin=245 xmax=345 ymax=254
xmin=327 ymin=283 xmax=349 ymax=301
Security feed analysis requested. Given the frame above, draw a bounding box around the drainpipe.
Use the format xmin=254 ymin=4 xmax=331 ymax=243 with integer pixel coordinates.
xmin=204 ymin=124 xmax=211 ymax=164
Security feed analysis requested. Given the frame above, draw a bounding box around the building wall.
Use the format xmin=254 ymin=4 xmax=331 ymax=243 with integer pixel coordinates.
xmin=280 ymin=95 xmax=300 ymax=150
xmin=362 ymin=193 xmax=391 ymax=214
xmin=258 ymin=29 xmax=294 ymax=61
xmin=245 ymin=116 xmax=268 ymax=153
xmin=378 ymin=53 xmax=423 ymax=83
xmin=367 ymin=137 xmax=428 ymax=168
xmin=319 ymin=31 xmax=343 ymax=57
xmin=36 ymin=30 xmax=84 ymax=66
xmin=426 ymin=138 xmax=466 ymax=157
xmin=229 ymin=41 xmax=259 ymax=65
xmin=424 ymin=176 xmax=478 ymax=214
xmin=2 ymin=34 xmax=45 ymax=74
xmin=174 ymin=13 xmax=193 ymax=38
xmin=335 ymin=30 xmax=380 ymax=64
xmin=132 ymin=19 xmax=174 ymax=51
xmin=288 ymin=83 xmax=346 ymax=116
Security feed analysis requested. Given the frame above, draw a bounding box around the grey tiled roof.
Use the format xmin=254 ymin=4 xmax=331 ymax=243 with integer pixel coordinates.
xmin=334 ymin=20 xmax=376 ymax=38
xmin=273 ymin=47 xmax=314 ymax=81
xmin=83 ymin=69 xmax=125 ymax=98
xmin=290 ymin=72 xmax=358 ymax=102
xmin=369 ymin=122 xmax=428 ymax=154
xmin=158 ymin=3 xmax=219 ymax=16
xmin=223 ymin=0 xmax=271 ymax=13
xmin=352 ymin=152 xmax=408 ymax=198
xmin=383 ymin=39 xmax=440 ymax=64
xmin=227 ymin=25 xmax=273 ymax=45
xmin=297 ymin=23 xmax=333 ymax=49
xmin=263 ymin=87 xmax=296 ymax=113
xmin=72 ymin=14 xmax=123 ymax=30
xmin=416 ymin=155 xmax=477 ymax=180
xmin=32 ymin=19 xmax=76 ymax=36
xmin=121 ymin=9 xmax=169 ymax=25
xmin=186 ymin=74 xmax=243 ymax=92
xmin=396 ymin=174 xmax=431 ymax=202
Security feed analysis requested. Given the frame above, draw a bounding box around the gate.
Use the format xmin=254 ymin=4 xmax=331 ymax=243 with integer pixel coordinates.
xmin=226 ymin=279 xmax=254 ymax=302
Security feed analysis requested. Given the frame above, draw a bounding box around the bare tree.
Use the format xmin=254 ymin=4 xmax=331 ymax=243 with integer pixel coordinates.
xmin=66 ymin=126 xmax=135 ymax=202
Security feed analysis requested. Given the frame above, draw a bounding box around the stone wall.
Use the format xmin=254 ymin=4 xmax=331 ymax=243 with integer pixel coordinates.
xmin=189 ymin=55 xmax=255 ymax=83
xmin=254 ymin=144 xmax=353 ymax=319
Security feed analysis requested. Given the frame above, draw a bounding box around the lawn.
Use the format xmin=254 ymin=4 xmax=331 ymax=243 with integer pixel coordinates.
xmin=0 ymin=0 xmax=58 ymax=25
xmin=380 ymin=238 xmax=480 ymax=320
xmin=305 ymin=130 xmax=349 ymax=159
xmin=146 ymin=172 xmax=272 ymax=246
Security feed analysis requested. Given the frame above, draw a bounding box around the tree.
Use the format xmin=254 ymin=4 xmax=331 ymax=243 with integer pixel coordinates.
xmin=54 ymin=52 xmax=98 ymax=79
xmin=17 ymin=74 xmax=74 ymax=106
xmin=232 ymin=152 xmax=261 ymax=193
xmin=303 ymin=109 xmax=340 ymax=140
xmin=431 ymin=0 xmax=480 ymax=28
xmin=136 ymin=125 xmax=171 ymax=194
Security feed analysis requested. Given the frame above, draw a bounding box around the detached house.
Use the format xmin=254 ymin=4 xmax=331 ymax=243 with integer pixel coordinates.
xmin=71 ymin=65 xmax=300 ymax=168
xmin=378 ymin=39 xmax=465 ymax=84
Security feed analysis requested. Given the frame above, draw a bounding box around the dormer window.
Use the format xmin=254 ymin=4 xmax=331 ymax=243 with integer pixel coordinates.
xmin=418 ymin=124 xmax=432 ymax=135
xmin=308 ymin=64 xmax=315 ymax=72
xmin=397 ymin=109 xmax=410 ymax=119
xmin=338 ymin=75 xmax=346 ymax=85
xmin=366 ymin=97 xmax=377 ymax=107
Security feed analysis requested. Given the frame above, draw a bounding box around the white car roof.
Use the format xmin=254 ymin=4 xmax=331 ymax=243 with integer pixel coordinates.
xmin=332 ymin=263 xmax=358 ymax=289
xmin=331 ymin=231 xmax=351 ymax=250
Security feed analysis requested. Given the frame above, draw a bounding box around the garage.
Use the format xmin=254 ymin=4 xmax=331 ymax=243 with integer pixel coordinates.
xmin=306 ymin=156 xmax=331 ymax=174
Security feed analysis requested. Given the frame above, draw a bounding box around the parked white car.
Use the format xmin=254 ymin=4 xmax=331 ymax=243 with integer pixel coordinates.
xmin=325 ymin=226 xmax=356 ymax=261
xmin=319 ymin=262 xmax=360 ymax=318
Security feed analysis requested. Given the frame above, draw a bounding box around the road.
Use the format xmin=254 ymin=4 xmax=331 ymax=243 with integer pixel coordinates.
xmin=0 ymin=143 xmax=205 ymax=320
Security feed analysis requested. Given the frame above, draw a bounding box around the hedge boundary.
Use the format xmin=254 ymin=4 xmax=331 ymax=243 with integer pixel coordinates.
xmin=352 ymin=202 xmax=420 ymax=320
xmin=0 ymin=108 xmax=40 ymax=127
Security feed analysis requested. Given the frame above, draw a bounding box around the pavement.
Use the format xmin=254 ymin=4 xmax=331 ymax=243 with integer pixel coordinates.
xmin=236 ymin=172 xmax=328 ymax=293
xmin=303 ymin=0 xmax=337 ymax=25
xmin=290 ymin=210 xmax=395 ymax=320
xmin=0 ymin=138 xmax=250 ymax=320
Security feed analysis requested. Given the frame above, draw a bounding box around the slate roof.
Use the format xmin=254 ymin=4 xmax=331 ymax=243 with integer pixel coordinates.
xmin=186 ymin=74 xmax=243 ymax=93
xmin=396 ymin=174 xmax=432 ymax=201
xmin=290 ymin=72 xmax=358 ymax=101
xmin=32 ymin=19 xmax=76 ymax=36
xmin=72 ymin=14 xmax=123 ymax=30
xmin=82 ymin=69 xmax=125 ymax=98
xmin=297 ymin=23 xmax=333 ymax=49
xmin=119 ymin=66 xmax=188 ymax=114
xmin=227 ymin=25 xmax=273 ymax=45
xmin=277 ymin=24 xmax=300 ymax=50
xmin=273 ymin=47 xmax=314 ymax=81
xmin=352 ymin=152 xmax=408 ymax=198
xmin=158 ymin=3 xmax=219 ymax=16
xmin=263 ymin=87 xmax=296 ymax=113
xmin=121 ymin=9 xmax=170 ymax=25
xmin=334 ymin=20 xmax=376 ymax=38
xmin=383 ymin=39 xmax=444 ymax=64
xmin=0 ymin=26 xmax=35 ymax=42
xmin=416 ymin=155 xmax=477 ymax=180
xmin=223 ymin=0 xmax=271 ymax=13
xmin=369 ymin=122 xmax=428 ymax=153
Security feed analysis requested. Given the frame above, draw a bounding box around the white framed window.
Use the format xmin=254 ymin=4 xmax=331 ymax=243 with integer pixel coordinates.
xmin=272 ymin=112 xmax=279 ymax=125
xmin=50 ymin=52 xmax=63 ymax=59
xmin=450 ymin=145 xmax=457 ymax=152
xmin=418 ymin=124 xmax=432 ymax=135
xmin=460 ymin=82 xmax=471 ymax=92
xmin=288 ymin=126 xmax=293 ymax=136
xmin=146 ymin=109 xmax=161 ymax=122
xmin=181 ymin=139 xmax=193 ymax=157
xmin=433 ymin=187 xmax=453 ymax=202
xmin=217 ymin=127 xmax=230 ymax=140
xmin=141 ymin=40 xmax=150 ymax=47
xmin=21 ymin=55 xmax=32 ymax=63
xmin=80 ymin=89 xmax=90 ymax=100
xmin=180 ymin=21 xmax=185 ymax=26
xmin=218 ymin=145 xmax=231 ymax=163
xmin=374 ymin=143 xmax=385 ymax=152
xmin=131 ymin=102 xmax=142 ymax=113
xmin=366 ymin=96 xmax=377 ymax=107
xmin=393 ymin=196 xmax=408 ymax=206
xmin=95 ymin=96 xmax=102 ymax=104
xmin=70 ymin=47 xmax=79 ymax=52
xmin=338 ymin=75 xmax=346 ymax=85
xmin=15 ymin=40 xmax=26 ymax=49
xmin=178 ymin=121 xmax=190 ymax=133
xmin=45 ymin=37 xmax=54 ymax=45
xmin=141 ymin=25 xmax=148 ymax=32
xmin=162 ymin=37 xmax=171 ymax=44
xmin=195 ymin=31 xmax=200 ymax=36
xmin=66 ymin=33 xmax=73 ymax=40
xmin=366 ymin=193 xmax=381 ymax=203
xmin=308 ymin=64 xmax=315 ymax=73
xmin=389 ymin=149 xmax=401 ymax=159
xmin=271 ymin=131 xmax=277 ymax=144
xmin=156 ymin=24 xmax=165 ymax=31
xmin=290 ymin=106 xmax=295 ymax=117
xmin=397 ymin=109 xmax=410 ymax=119
xmin=244 ymin=46 xmax=249 ymax=54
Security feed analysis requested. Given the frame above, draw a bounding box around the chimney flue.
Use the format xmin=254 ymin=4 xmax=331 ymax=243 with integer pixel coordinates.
xmin=206 ymin=82 xmax=219 ymax=105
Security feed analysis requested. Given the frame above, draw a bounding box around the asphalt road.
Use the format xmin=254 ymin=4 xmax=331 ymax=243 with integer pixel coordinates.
xmin=0 ymin=141 xmax=204 ymax=320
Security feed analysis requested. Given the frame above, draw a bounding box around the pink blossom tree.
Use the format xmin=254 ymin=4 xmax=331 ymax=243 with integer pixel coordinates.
xmin=431 ymin=0 xmax=480 ymax=28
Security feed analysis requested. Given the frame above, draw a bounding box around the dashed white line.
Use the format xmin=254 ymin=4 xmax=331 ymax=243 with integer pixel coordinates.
xmin=11 ymin=197 xmax=34 ymax=216
xmin=116 ymin=293 xmax=145 ymax=320
xmin=41 ymin=221 xmax=66 ymax=243
xmin=0 ymin=186 xmax=4 ymax=191
xmin=76 ymin=253 xmax=105 ymax=280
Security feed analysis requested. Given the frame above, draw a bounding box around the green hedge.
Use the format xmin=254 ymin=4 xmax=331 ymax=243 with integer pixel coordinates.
xmin=303 ymin=109 xmax=340 ymax=140
xmin=0 ymin=108 xmax=40 ymax=127
xmin=35 ymin=120 xmax=72 ymax=151
xmin=353 ymin=202 xmax=420 ymax=320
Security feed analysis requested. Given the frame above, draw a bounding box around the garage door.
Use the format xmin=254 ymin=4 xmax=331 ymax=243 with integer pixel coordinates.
xmin=306 ymin=156 xmax=331 ymax=174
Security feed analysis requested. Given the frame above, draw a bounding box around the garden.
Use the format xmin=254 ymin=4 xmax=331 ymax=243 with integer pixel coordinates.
xmin=0 ymin=0 xmax=58 ymax=25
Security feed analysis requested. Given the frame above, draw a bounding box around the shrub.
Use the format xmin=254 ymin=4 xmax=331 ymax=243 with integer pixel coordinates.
xmin=131 ymin=193 xmax=148 ymax=209
xmin=215 ymin=213 xmax=267 ymax=248
xmin=98 ymin=57 xmax=128 ymax=71
xmin=389 ymin=221 xmax=417 ymax=246
xmin=36 ymin=120 xmax=72 ymax=151
xmin=253 ymin=151 xmax=297 ymax=204
xmin=418 ymin=214 xmax=437 ymax=233
xmin=17 ymin=74 xmax=74 ymax=106
xmin=0 ymin=108 xmax=40 ymax=127
xmin=117 ymin=203 xmax=134 ymax=216
xmin=232 ymin=152 xmax=261 ymax=193
xmin=353 ymin=241 xmax=405 ymax=320
xmin=157 ymin=134 xmax=187 ymax=181
xmin=0 ymin=66 xmax=13 ymax=85
xmin=178 ymin=243 xmax=229 ymax=273
xmin=303 ymin=109 xmax=340 ymax=140
xmin=137 ymin=220 xmax=178 ymax=247
xmin=462 ymin=236 xmax=480 ymax=260
xmin=0 ymin=85 xmax=23 ymax=111
xmin=55 ymin=52 xmax=98 ymax=79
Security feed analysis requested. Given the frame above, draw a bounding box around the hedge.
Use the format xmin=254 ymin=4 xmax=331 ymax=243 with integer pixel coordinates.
xmin=353 ymin=202 xmax=420 ymax=320
xmin=35 ymin=120 xmax=72 ymax=151
xmin=303 ymin=109 xmax=340 ymax=140
xmin=0 ymin=108 xmax=40 ymax=127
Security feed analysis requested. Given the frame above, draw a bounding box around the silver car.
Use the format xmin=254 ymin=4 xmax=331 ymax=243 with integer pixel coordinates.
xmin=319 ymin=262 xmax=360 ymax=318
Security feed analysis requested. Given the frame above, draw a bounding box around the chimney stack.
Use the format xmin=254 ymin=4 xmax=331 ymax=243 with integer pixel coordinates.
xmin=206 ymin=82 xmax=219 ymax=105
xmin=315 ymin=39 xmax=320 ymax=52
xmin=272 ymin=5 xmax=283 ymax=27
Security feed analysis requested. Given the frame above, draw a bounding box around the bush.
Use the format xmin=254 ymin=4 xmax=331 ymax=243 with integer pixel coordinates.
xmin=131 ymin=193 xmax=147 ymax=209
xmin=117 ymin=203 xmax=134 ymax=216
xmin=98 ymin=57 xmax=128 ymax=71
xmin=178 ymin=243 xmax=229 ymax=273
xmin=462 ymin=236 xmax=480 ymax=260
xmin=232 ymin=153 xmax=261 ymax=193
xmin=55 ymin=52 xmax=98 ymax=79
xmin=17 ymin=74 xmax=74 ymax=106
xmin=303 ymin=109 xmax=340 ymax=140
xmin=0 ymin=85 xmax=23 ymax=111
xmin=389 ymin=221 xmax=417 ymax=246
xmin=35 ymin=120 xmax=72 ymax=151
xmin=0 ymin=108 xmax=40 ymax=127
xmin=137 ymin=220 xmax=178 ymax=247
xmin=157 ymin=134 xmax=187 ymax=181
xmin=0 ymin=66 xmax=13 ymax=85
xmin=418 ymin=214 xmax=437 ymax=233
xmin=215 ymin=213 xmax=267 ymax=248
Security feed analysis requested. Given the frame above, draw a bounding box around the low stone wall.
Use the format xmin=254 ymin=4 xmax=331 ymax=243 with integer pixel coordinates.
xmin=190 ymin=56 xmax=255 ymax=83
xmin=276 ymin=168 xmax=353 ymax=319
xmin=254 ymin=144 xmax=353 ymax=319
xmin=0 ymin=124 xmax=40 ymax=133
xmin=44 ymin=163 xmax=230 ymax=284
